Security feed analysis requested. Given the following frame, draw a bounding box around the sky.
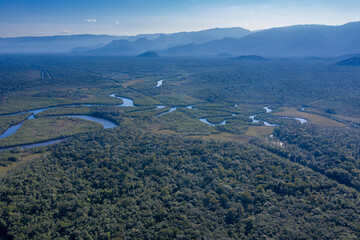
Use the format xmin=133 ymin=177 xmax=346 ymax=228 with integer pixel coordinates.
xmin=0 ymin=0 xmax=360 ymax=37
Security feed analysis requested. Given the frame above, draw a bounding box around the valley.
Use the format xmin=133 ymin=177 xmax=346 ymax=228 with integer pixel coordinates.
xmin=3 ymin=0 xmax=360 ymax=238
xmin=1 ymin=55 xmax=360 ymax=239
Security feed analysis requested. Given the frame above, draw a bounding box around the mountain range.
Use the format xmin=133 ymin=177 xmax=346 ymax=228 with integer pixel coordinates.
xmin=161 ymin=21 xmax=360 ymax=58
xmin=0 ymin=28 xmax=250 ymax=55
xmin=85 ymin=27 xmax=251 ymax=55
xmin=1 ymin=21 xmax=360 ymax=58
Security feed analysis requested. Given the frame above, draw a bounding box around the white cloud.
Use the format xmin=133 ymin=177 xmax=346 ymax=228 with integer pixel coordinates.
xmin=85 ymin=18 xmax=97 ymax=23
xmin=61 ymin=29 xmax=72 ymax=35
xmin=115 ymin=21 xmax=120 ymax=25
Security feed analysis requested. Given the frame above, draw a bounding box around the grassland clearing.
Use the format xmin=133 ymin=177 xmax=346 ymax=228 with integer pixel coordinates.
xmin=275 ymin=107 xmax=346 ymax=127
xmin=0 ymin=117 xmax=103 ymax=147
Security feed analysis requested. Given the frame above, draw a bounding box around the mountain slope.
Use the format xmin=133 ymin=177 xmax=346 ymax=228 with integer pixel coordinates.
xmin=337 ymin=57 xmax=360 ymax=66
xmin=87 ymin=38 xmax=157 ymax=55
xmin=87 ymin=27 xmax=251 ymax=55
xmin=152 ymin=27 xmax=251 ymax=48
xmin=162 ymin=21 xmax=360 ymax=58
xmin=137 ymin=51 xmax=159 ymax=57
xmin=0 ymin=27 xmax=251 ymax=55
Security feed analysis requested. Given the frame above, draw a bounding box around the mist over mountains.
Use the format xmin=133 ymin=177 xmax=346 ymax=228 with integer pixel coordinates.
xmin=162 ymin=21 xmax=360 ymax=58
xmin=82 ymin=27 xmax=251 ymax=55
xmin=1 ymin=22 xmax=360 ymax=58
xmin=0 ymin=35 xmax=127 ymax=54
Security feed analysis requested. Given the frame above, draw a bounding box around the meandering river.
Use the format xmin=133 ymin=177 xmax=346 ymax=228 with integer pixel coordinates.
xmin=155 ymin=107 xmax=177 ymax=117
xmin=199 ymin=118 xmax=226 ymax=126
xmin=63 ymin=115 xmax=118 ymax=129
xmin=0 ymin=96 xmax=308 ymax=151
xmin=249 ymin=107 xmax=307 ymax=126
xmin=109 ymin=94 xmax=134 ymax=107
xmin=156 ymin=79 xmax=165 ymax=88
xmin=0 ymin=94 xmax=133 ymax=150
xmin=0 ymin=139 xmax=67 ymax=152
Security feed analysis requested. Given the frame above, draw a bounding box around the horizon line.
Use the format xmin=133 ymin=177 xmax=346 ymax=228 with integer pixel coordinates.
xmin=1 ymin=21 xmax=358 ymax=39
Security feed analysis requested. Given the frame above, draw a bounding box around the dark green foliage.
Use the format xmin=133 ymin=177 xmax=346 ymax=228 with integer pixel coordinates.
xmin=0 ymin=128 xmax=360 ymax=239
xmin=325 ymin=109 xmax=336 ymax=114
xmin=183 ymin=61 xmax=360 ymax=118
xmin=255 ymin=125 xmax=360 ymax=191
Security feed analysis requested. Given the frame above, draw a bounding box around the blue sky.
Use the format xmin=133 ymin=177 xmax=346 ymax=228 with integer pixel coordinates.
xmin=1 ymin=0 xmax=360 ymax=37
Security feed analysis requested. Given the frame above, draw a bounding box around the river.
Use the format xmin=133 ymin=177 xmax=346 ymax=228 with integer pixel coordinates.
xmin=279 ymin=116 xmax=307 ymax=124
xmin=199 ymin=118 xmax=226 ymax=126
xmin=156 ymin=79 xmax=165 ymax=88
xmin=0 ymin=138 xmax=67 ymax=152
xmin=0 ymin=114 xmax=118 ymax=151
xmin=155 ymin=107 xmax=177 ymax=117
xmin=63 ymin=115 xmax=118 ymax=129
xmin=249 ymin=107 xmax=307 ymax=126
xmin=0 ymin=94 xmax=133 ymax=150
xmin=109 ymin=94 xmax=134 ymax=107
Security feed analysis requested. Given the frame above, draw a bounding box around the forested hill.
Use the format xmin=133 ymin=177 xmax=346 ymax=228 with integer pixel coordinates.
xmin=0 ymin=125 xmax=359 ymax=239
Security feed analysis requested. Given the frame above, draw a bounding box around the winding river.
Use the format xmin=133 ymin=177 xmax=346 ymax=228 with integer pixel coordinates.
xmin=0 ymin=139 xmax=67 ymax=152
xmin=0 ymin=94 xmax=133 ymax=150
xmin=249 ymin=115 xmax=260 ymax=124
xmin=249 ymin=107 xmax=276 ymax=125
xmin=196 ymin=106 xmax=307 ymax=127
xmin=156 ymin=79 xmax=165 ymax=88
xmin=155 ymin=105 xmax=198 ymax=117
xmin=264 ymin=107 xmax=272 ymax=113
xmin=0 ymin=114 xmax=118 ymax=151
xmin=263 ymin=121 xmax=277 ymax=127
xmin=0 ymin=120 xmax=28 ymax=140
xmin=0 ymin=95 xmax=308 ymax=151
xmin=63 ymin=115 xmax=118 ymax=129
xmin=109 ymin=94 xmax=134 ymax=107
xmin=199 ymin=118 xmax=226 ymax=126
xmin=249 ymin=107 xmax=307 ymax=126
xmin=279 ymin=116 xmax=308 ymax=124
xmin=155 ymin=107 xmax=177 ymax=117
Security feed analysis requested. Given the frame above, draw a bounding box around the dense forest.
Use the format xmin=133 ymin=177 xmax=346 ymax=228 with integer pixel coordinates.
xmin=1 ymin=55 xmax=360 ymax=239
xmin=257 ymin=125 xmax=360 ymax=191
xmin=1 ymin=126 xmax=360 ymax=239
xmin=184 ymin=61 xmax=360 ymax=118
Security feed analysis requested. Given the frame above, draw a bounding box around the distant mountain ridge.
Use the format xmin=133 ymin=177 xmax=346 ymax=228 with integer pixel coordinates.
xmin=85 ymin=27 xmax=251 ymax=55
xmin=231 ymin=55 xmax=268 ymax=61
xmin=2 ymin=22 xmax=360 ymax=58
xmin=88 ymin=38 xmax=156 ymax=55
xmin=161 ymin=21 xmax=360 ymax=58
xmin=0 ymin=27 xmax=251 ymax=54
xmin=337 ymin=57 xmax=360 ymax=66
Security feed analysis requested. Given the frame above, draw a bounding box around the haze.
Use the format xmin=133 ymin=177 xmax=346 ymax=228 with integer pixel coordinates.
xmin=1 ymin=0 xmax=360 ymax=37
